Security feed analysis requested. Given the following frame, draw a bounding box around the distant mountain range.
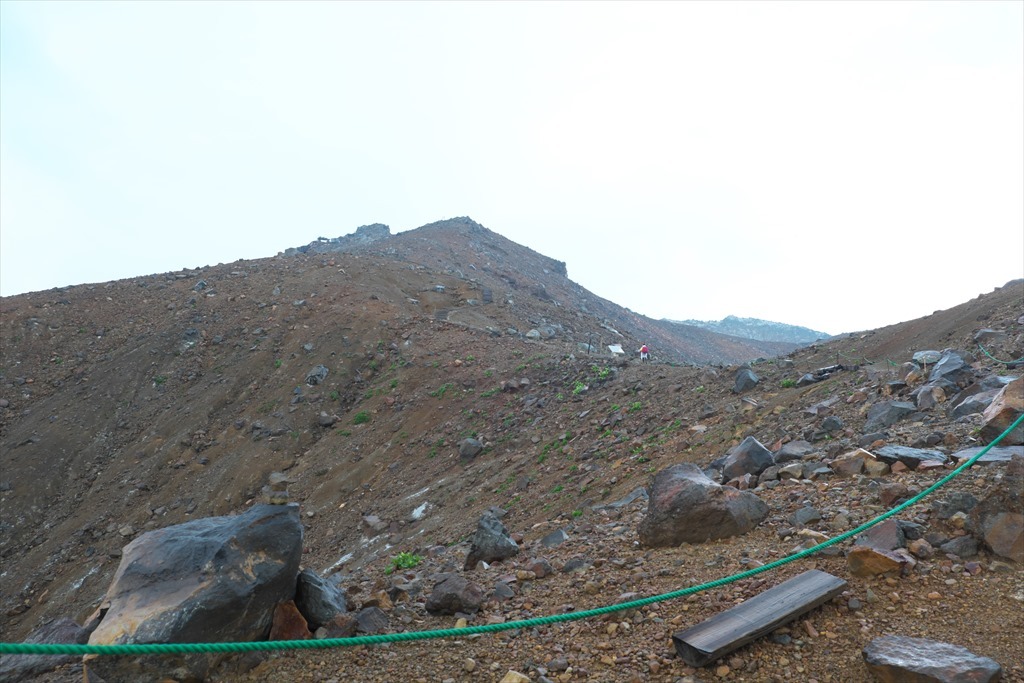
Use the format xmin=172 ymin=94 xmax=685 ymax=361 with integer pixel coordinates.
xmin=664 ymin=315 xmax=831 ymax=344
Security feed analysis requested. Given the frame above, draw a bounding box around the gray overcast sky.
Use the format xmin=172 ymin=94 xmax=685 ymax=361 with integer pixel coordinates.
xmin=2 ymin=1 xmax=1022 ymax=335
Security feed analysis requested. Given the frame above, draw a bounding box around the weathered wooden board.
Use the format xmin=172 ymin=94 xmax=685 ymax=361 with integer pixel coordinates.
xmin=672 ymin=569 xmax=847 ymax=667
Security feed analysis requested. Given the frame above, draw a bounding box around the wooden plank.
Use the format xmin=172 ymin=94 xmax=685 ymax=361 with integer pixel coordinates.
xmin=672 ymin=569 xmax=847 ymax=667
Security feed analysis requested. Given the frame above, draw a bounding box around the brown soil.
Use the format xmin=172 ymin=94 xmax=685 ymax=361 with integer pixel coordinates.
xmin=1 ymin=221 xmax=1022 ymax=682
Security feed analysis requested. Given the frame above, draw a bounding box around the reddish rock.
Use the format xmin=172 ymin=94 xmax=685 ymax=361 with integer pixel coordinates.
xmin=269 ymin=601 xmax=312 ymax=641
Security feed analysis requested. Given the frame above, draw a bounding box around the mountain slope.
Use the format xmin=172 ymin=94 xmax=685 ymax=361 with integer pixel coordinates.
xmin=667 ymin=315 xmax=830 ymax=344
xmin=0 ymin=223 xmax=1022 ymax=682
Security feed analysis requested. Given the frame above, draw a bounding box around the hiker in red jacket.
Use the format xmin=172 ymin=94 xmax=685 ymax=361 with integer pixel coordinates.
xmin=639 ymin=344 xmax=649 ymax=363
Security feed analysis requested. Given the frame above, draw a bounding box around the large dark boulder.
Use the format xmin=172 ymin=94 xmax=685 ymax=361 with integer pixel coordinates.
xmin=85 ymin=504 xmax=303 ymax=683
xmin=638 ymin=464 xmax=769 ymax=547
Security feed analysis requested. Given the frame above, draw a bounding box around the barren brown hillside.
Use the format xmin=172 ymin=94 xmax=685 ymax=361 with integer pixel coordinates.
xmin=0 ymin=220 xmax=1021 ymax=683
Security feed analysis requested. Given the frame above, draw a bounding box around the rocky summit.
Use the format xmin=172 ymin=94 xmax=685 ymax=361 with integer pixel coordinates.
xmin=0 ymin=218 xmax=1022 ymax=683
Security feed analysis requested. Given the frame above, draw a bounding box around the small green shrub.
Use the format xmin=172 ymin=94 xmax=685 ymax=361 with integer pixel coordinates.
xmin=329 ymin=390 xmax=340 ymax=401
xmin=552 ymin=484 xmax=564 ymax=493
xmin=386 ymin=551 xmax=423 ymax=574
xmin=572 ymin=380 xmax=586 ymax=395
xmin=628 ymin=401 xmax=642 ymax=413
xmin=274 ymin=359 xmax=282 ymax=369
xmin=429 ymin=382 xmax=454 ymax=398
xmin=353 ymin=411 xmax=371 ymax=424
xmin=571 ymin=509 xmax=583 ymax=518
xmin=780 ymin=378 xmax=797 ymax=388
xmin=154 ymin=375 xmax=168 ymax=386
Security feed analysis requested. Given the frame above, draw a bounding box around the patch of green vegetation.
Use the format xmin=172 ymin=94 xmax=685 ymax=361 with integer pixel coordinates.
xmin=484 ymin=369 xmax=493 ymax=378
xmin=591 ymin=365 xmax=612 ymax=380
xmin=481 ymin=387 xmax=500 ymax=398
xmin=514 ymin=363 xmax=528 ymax=373
xmin=258 ymin=399 xmax=277 ymax=414
xmin=540 ymin=432 xmax=573 ymax=459
xmin=551 ymin=484 xmax=564 ymax=493
xmin=385 ymin=551 xmax=423 ymax=574
xmin=465 ymin=355 xmax=475 ymax=363
xmin=572 ymin=380 xmax=586 ymax=396
xmin=780 ymin=378 xmax=797 ymax=388
xmin=556 ymin=393 xmax=565 ymax=401
xmin=428 ymin=438 xmax=445 ymax=458
xmin=390 ymin=379 xmax=398 ymax=389
xmin=429 ymin=382 xmax=454 ymax=398
xmin=154 ymin=375 xmax=168 ymax=386
xmin=329 ymin=390 xmax=340 ymax=401
xmin=353 ymin=411 xmax=371 ymax=425
xmin=571 ymin=509 xmax=583 ymax=518
xmin=693 ymin=385 xmax=705 ymax=393
xmin=336 ymin=429 xmax=351 ymax=437
xmin=610 ymin=404 xmax=620 ymax=412
xmin=274 ymin=359 xmax=282 ymax=369
xmin=628 ymin=401 xmax=642 ymax=413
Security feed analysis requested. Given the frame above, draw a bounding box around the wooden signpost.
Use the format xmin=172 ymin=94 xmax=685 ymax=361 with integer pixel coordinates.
xmin=672 ymin=569 xmax=848 ymax=668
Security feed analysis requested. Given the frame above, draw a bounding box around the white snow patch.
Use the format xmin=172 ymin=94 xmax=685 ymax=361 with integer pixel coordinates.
xmin=404 ymin=486 xmax=430 ymax=500
xmin=70 ymin=566 xmax=99 ymax=592
xmin=411 ymin=502 xmax=432 ymax=520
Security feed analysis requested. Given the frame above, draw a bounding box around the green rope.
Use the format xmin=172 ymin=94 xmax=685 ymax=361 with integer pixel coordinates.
xmin=977 ymin=342 xmax=1024 ymax=366
xmin=3 ymin=413 xmax=1021 ymax=658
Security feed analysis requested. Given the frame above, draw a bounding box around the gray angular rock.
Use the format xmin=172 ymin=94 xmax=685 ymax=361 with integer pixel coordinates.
xmin=425 ymin=575 xmax=486 ymax=615
xmin=774 ymin=439 xmax=815 ymax=463
xmin=864 ymin=401 xmax=916 ymax=433
xmin=874 ymin=445 xmax=948 ymax=470
xmin=732 ymin=367 xmax=759 ymax=393
xmin=0 ymin=617 xmax=89 ymax=683
xmin=969 ymin=453 xmax=1023 ymax=562
xmin=459 ymin=437 xmax=484 ymax=460
xmin=863 ymin=635 xmax=1001 ymax=682
xmin=464 ymin=511 xmax=519 ymax=569
xmin=305 ymin=364 xmax=330 ymax=386
xmin=721 ymin=436 xmax=774 ymax=479
xmin=295 ymin=568 xmax=348 ymax=631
